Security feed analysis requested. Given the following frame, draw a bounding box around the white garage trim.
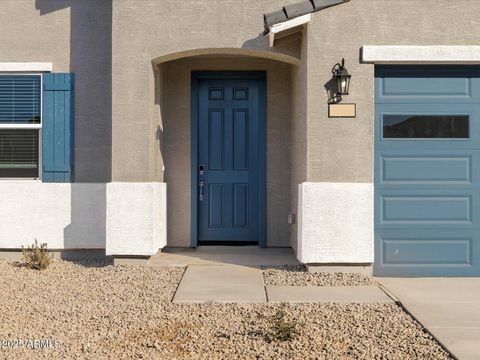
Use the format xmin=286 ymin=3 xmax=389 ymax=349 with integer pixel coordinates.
xmin=362 ymin=46 xmax=480 ymax=64
xmin=0 ymin=62 xmax=52 ymax=72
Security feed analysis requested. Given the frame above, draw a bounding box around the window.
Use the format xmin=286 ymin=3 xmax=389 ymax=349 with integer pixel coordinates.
xmin=383 ymin=115 xmax=469 ymax=139
xmin=0 ymin=75 xmax=41 ymax=178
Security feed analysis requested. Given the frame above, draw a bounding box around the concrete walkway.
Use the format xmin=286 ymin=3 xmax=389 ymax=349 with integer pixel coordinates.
xmin=173 ymin=265 xmax=266 ymax=303
xmin=378 ymin=278 xmax=480 ymax=360
xmin=173 ymin=264 xmax=393 ymax=304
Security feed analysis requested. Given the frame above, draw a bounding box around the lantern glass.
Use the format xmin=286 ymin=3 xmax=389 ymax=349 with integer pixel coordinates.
xmin=331 ymin=59 xmax=352 ymax=102
xmin=336 ymin=72 xmax=351 ymax=95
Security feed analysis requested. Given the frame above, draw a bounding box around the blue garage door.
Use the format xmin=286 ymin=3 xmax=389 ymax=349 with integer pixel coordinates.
xmin=374 ymin=66 xmax=480 ymax=276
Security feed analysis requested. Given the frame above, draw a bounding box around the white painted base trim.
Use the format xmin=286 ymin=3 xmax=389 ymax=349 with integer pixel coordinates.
xmin=362 ymin=46 xmax=480 ymax=64
xmin=106 ymin=182 xmax=167 ymax=256
xmin=0 ymin=62 xmax=52 ymax=72
xmin=0 ymin=183 xmax=107 ymax=249
xmin=296 ymin=182 xmax=373 ymax=264
xmin=0 ymin=182 xmax=166 ymax=257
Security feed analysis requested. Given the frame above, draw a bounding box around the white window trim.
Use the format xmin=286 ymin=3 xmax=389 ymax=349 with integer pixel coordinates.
xmin=362 ymin=46 xmax=480 ymax=64
xmin=0 ymin=62 xmax=52 ymax=72
xmin=0 ymin=73 xmax=44 ymax=181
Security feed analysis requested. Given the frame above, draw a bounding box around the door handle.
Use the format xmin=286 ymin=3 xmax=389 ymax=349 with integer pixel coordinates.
xmin=199 ymin=180 xmax=204 ymax=201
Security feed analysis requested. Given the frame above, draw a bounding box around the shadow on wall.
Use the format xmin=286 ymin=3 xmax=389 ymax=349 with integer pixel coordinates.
xmin=62 ymin=184 xmax=107 ymax=261
xmin=324 ymin=76 xmax=339 ymax=104
xmin=35 ymin=0 xmax=113 ymax=183
xmin=152 ymin=64 xmax=166 ymax=180
xmin=35 ymin=1 xmax=113 ymax=259
xmin=242 ymin=31 xmax=302 ymax=60
xmin=242 ymin=33 xmax=269 ymax=50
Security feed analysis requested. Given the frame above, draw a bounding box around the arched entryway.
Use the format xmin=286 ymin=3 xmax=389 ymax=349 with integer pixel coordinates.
xmin=151 ymin=48 xmax=301 ymax=249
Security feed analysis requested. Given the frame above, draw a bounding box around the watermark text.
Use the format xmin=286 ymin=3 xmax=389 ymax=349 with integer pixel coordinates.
xmin=1 ymin=339 xmax=61 ymax=350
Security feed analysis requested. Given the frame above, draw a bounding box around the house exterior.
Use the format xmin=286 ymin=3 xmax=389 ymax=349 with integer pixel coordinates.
xmin=1 ymin=0 xmax=480 ymax=276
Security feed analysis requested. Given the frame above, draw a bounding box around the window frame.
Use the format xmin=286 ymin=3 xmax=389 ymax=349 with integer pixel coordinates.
xmin=0 ymin=73 xmax=43 ymax=181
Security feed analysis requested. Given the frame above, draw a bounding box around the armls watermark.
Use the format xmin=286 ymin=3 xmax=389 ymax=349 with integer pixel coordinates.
xmin=1 ymin=339 xmax=61 ymax=350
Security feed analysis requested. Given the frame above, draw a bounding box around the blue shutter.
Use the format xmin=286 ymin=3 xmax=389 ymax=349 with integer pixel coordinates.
xmin=42 ymin=73 xmax=74 ymax=182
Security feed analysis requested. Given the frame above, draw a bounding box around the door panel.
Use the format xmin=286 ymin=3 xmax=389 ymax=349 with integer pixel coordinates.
xmin=196 ymin=77 xmax=262 ymax=243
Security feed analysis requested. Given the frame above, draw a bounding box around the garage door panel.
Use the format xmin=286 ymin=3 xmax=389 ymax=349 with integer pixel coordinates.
xmin=376 ymin=190 xmax=480 ymax=228
xmin=374 ymin=229 xmax=480 ymax=276
xmin=377 ymin=152 xmax=476 ymax=185
xmin=380 ymin=74 xmax=470 ymax=98
xmin=375 ymin=66 xmax=480 ymax=104
xmin=380 ymin=195 xmax=472 ymax=224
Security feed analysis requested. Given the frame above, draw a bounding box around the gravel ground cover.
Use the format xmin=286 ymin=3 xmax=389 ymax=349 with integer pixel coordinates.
xmin=262 ymin=265 xmax=377 ymax=286
xmin=0 ymin=260 xmax=450 ymax=359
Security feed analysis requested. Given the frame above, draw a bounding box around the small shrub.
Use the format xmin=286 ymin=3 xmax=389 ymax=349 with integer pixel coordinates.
xmin=22 ymin=240 xmax=53 ymax=270
xmin=265 ymin=308 xmax=300 ymax=343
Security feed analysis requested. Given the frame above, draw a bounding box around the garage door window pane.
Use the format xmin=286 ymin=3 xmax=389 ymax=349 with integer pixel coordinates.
xmin=383 ymin=115 xmax=469 ymax=139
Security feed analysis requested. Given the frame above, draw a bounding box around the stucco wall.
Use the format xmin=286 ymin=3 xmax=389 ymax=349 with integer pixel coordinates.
xmin=0 ymin=182 xmax=166 ymax=256
xmin=0 ymin=182 xmax=106 ymax=249
xmin=297 ymin=182 xmax=373 ymax=264
xmin=0 ymin=0 xmax=112 ymax=182
xmin=289 ymin=30 xmax=308 ymax=251
xmin=163 ymin=57 xmax=293 ymax=247
xmin=305 ymin=0 xmax=480 ymax=183
xmin=106 ymin=182 xmax=167 ymax=256
xmin=111 ymin=0 xmax=301 ymax=182
xmin=6 ymin=1 xmax=479 ymax=185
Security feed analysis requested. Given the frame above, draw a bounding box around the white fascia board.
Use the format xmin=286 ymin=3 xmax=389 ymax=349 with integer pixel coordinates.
xmin=362 ymin=46 xmax=480 ymax=64
xmin=0 ymin=62 xmax=52 ymax=72
xmin=269 ymin=14 xmax=311 ymax=47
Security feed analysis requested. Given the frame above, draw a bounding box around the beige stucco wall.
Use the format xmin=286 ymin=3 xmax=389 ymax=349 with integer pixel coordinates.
xmin=0 ymin=0 xmax=112 ymax=182
xmin=162 ymin=56 xmax=293 ymax=247
xmin=305 ymin=0 xmax=480 ymax=183
xmin=8 ymin=0 xmax=480 ymax=186
xmin=111 ymin=0 xmax=304 ymax=247
xmin=111 ymin=0 xmax=302 ymax=182
xmin=289 ymin=30 xmax=308 ymax=251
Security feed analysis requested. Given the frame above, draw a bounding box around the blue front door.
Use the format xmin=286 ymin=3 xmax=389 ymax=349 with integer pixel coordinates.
xmin=375 ymin=66 xmax=480 ymax=276
xmin=194 ymin=73 xmax=265 ymax=244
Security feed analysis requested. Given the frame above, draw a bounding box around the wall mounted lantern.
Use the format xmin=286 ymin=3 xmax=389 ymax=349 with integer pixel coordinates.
xmin=332 ymin=58 xmax=351 ymax=98
xmin=328 ymin=58 xmax=356 ymax=118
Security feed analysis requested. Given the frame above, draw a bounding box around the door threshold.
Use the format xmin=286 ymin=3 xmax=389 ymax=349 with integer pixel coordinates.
xmin=197 ymin=241 xmax=258 ymax=246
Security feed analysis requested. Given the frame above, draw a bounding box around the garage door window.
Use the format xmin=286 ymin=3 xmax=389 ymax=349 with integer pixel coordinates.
xmin=383 ymin=114 xmax=469 ymax=139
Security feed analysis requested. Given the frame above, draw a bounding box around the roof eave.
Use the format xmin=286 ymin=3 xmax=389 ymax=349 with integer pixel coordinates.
xmin=266 ymin=14 xmax=311 ymax=47
xmin=263 ymin=0 xmax=351 ymax=35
